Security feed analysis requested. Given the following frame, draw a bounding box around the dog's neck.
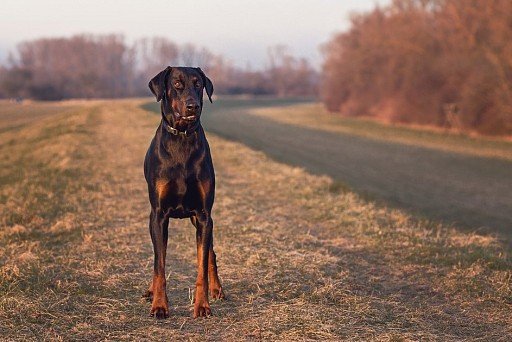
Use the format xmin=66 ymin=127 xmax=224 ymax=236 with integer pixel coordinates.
xmin=160 ymin=114 xmax=200 ymax=137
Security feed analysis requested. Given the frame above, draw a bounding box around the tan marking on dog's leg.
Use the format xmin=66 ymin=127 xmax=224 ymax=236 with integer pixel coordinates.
xmin=198 ymin=179 xmax=210 ymax=201
xmin=194 ymin=237 xmax=211 ymax=318
xmin=155 ymin=179 xmax=168 ymax=199
xmin=150 ymin=274 xmax=169 ymax=318
xmin=209 ymin=245 xmax=224 ymax=300
xmin=143 ymin=278 xmax=154 ymax=301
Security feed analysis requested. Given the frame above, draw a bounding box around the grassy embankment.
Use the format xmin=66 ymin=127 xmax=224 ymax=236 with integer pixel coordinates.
xmin=253 ymin=103 xmax=512 ymax=161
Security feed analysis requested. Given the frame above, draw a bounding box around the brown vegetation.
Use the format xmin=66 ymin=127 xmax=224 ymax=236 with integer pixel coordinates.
xmin=0 ymin=99 xmax=510 ymax=340
xmin=0 ymin=36 xmax=318 ymax=100
xmin=322 ymin=0 xmax=512 ymax=135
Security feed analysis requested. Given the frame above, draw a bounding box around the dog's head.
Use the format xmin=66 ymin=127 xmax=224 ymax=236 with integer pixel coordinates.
xmin=149 ymin=67 xmax=214 ymax=129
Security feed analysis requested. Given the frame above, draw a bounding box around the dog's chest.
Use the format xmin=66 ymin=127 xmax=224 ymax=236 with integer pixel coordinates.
xmin=156 ymin=166 xmax=200 ymax=218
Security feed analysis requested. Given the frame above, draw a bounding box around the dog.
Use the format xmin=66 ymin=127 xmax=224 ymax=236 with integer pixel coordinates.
xmin=143 ymin=66 xmax=224 ymax=319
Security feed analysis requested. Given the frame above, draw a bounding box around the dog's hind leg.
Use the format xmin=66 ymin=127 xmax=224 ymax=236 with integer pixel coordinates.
xmin=208 ymin=231 xmax=225 ymax=300
xmin=142 ymin=277 xmax=153 ymax=302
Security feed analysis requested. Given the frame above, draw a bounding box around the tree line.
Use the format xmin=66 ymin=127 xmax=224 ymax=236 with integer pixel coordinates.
xmin=0 ymin=35 xmax=318 ymax=100
xmin=322 ymin=0 xmax=512 ymax=135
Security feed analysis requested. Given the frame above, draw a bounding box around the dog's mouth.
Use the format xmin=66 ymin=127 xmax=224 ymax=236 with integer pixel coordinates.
xmin=175 ymin=112 xmax=198 ymax=121
xmin=182 ymin=115 xmax=197 ymax=121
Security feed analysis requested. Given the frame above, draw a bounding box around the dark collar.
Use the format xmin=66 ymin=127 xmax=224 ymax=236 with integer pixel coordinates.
xmin=162 ymin=119 xmax=199 ymax=136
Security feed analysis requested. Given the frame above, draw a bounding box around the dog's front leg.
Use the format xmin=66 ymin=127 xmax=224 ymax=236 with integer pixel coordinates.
xmin=149 ymin=209 xmax=170 ymax=319
xmin=193 ymin=214 xmax=212 ymax=318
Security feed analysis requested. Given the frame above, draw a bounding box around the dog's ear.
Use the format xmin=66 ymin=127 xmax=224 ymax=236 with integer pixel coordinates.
xmin=148 ymin=66 xmax=172 ymax=102
xmin=196 ymin=68 xmax=214 ymax=103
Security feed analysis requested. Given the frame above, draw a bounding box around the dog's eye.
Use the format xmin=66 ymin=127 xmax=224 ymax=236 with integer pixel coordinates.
xmin=195 ymin=82 xmax=202 ymax=88
xmin=174 ymin=82 xmax=182 ymax=88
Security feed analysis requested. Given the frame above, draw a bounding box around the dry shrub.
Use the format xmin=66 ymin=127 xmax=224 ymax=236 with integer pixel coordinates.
xmin=322 ymin=0 xmax=512 ymax=135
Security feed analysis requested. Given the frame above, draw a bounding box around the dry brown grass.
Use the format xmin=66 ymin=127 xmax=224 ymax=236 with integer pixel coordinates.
xmin=0 ymin=99 xmax=510 ymax=341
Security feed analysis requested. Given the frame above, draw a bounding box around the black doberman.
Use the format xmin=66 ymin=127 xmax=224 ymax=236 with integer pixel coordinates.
xmin=143 ymin=66 xmax=224 ymax=319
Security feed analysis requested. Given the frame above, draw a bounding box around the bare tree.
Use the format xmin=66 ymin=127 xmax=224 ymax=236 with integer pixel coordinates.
xmin=267 ymin=45 xmax=318 ymax=97
xmin=0 ymin=35 xmax=318 ymax=100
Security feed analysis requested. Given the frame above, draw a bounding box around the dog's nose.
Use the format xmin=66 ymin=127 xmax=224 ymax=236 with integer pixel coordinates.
xmin=186 ymin=102 xmax=200 ymax=112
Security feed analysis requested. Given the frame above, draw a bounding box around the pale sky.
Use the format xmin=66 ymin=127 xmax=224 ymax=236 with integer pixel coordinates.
xmin=0 ymin=0 xmax=389 ymax=69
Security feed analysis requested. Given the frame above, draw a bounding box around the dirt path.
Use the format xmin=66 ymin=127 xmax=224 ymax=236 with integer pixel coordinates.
xmin=1 ymin=99 xmax=510 ymax=340
xmin=197 ymin=99 xmax=512 ymax=239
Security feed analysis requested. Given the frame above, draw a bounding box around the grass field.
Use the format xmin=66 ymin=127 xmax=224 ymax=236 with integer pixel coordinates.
xmin=0 ymin=99 xmax=511 ymax=340
xmin=146 ymin=99 xmax=512 ymax=241
xmin=253 ymin=103 xmax=512 ymax=161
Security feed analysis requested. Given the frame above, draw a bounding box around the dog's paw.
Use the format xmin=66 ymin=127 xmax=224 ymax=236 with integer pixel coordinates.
xmin=150 ymin=294 xmax=169 ymax=319
xmin=150 ymin=306 xmax=169 ymax=319
xmin=210 ymin=286 xmax=225 ymax=300
xmin=193 ymin=300 xmax=211 ymax=318
xmin=142 ymin=290 xmax=153 ymax=302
